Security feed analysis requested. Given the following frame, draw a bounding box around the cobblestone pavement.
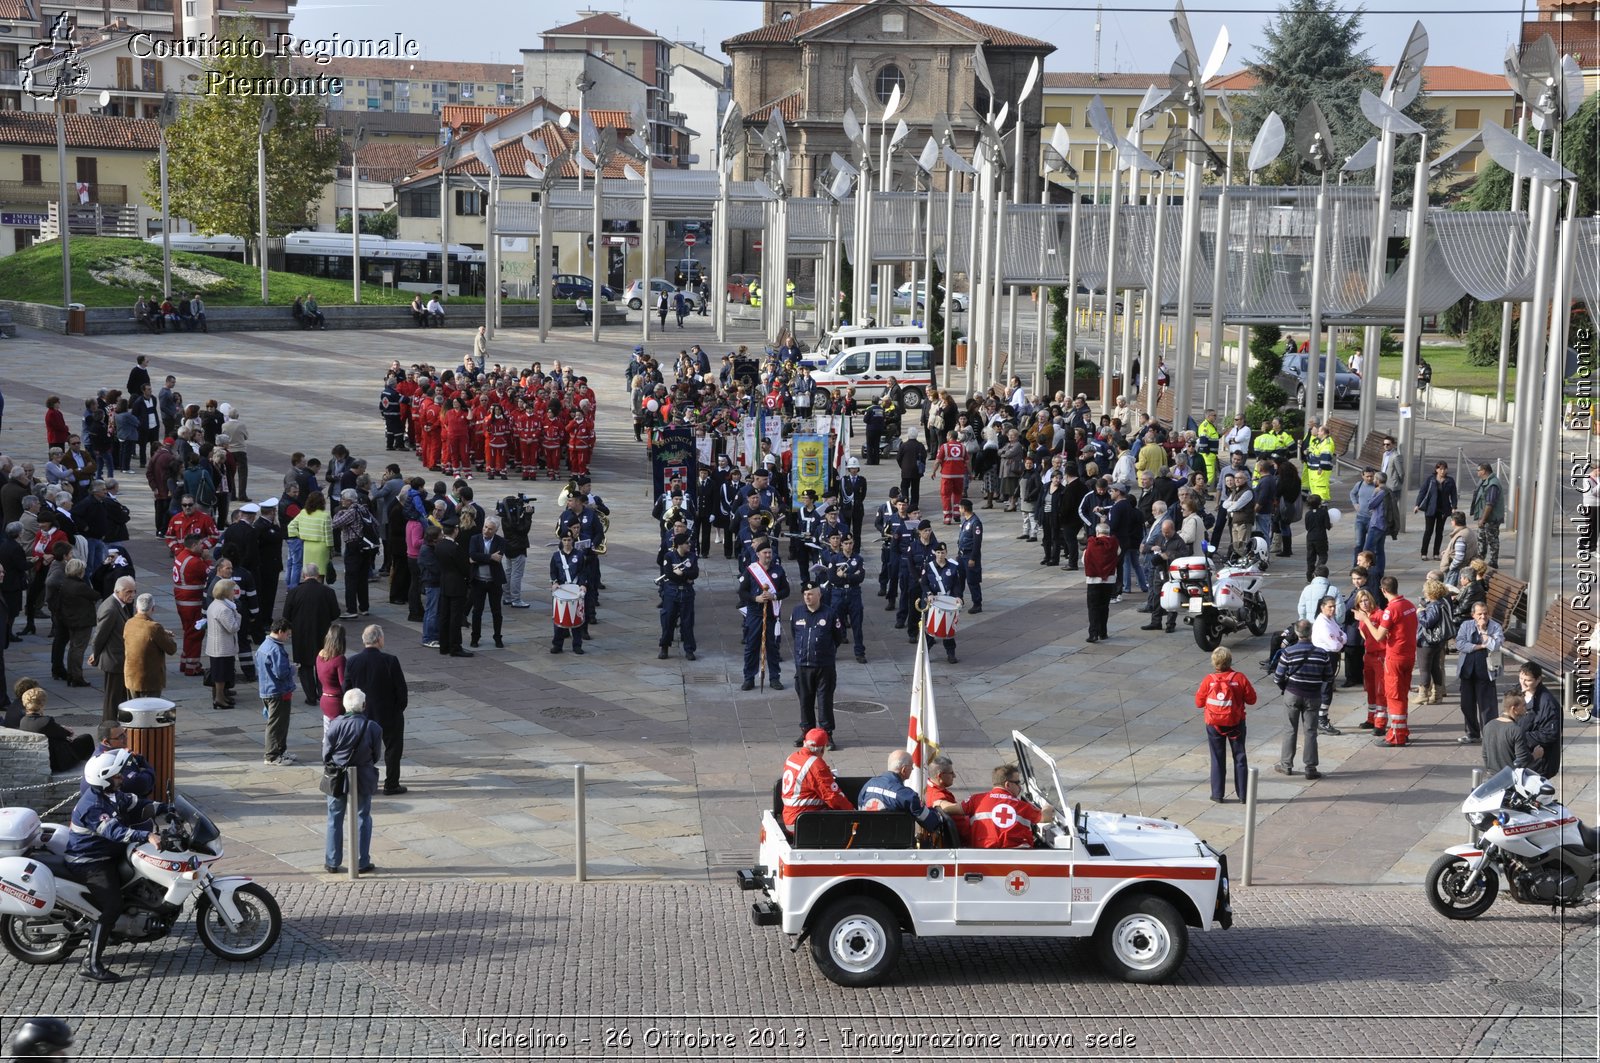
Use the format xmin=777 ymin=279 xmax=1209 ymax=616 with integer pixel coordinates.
xmin=0 ymin=320 xmax=1594 ymax=1058
xmin=3 ymin=881 xmax=1595 ymax=1060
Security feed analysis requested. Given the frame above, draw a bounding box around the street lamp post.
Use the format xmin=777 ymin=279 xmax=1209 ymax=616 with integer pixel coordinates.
xmin=257 ymin=100 xmax=277 ymax=305
xmin=55 ymin=93 xmax=70 ymax=310
xmin=350 ymin=122 xmax=368 ymax=304
xmin=575 ymin=75 xmax=595 ymax=193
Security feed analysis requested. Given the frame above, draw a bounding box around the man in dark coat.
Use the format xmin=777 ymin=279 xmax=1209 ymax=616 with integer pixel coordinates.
xmin=433 ymin=519 xmax=472 ymax=657
xmin=343 ymin=624 xmax=410 ymax=795
xmin=282 ymin=563 xmax=340 ymax=705
xmin=253 ymin=498 xmax=285 ymax=634
xmin=1517 ymin=662 xmax=1563 ymax=778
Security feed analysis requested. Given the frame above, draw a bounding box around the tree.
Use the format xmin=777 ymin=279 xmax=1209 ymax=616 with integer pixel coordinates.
xmin=1231 ymin=0 xmax=1446 ymax=203
xmin=336 ymin=210 xmax=399 ymax=239
xmin=1246 ymin=324 xmax=1291 ymax=429
xmin=148 ymin=17 xmax=338 ymax=246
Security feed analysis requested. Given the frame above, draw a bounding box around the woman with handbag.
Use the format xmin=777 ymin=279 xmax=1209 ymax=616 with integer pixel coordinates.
xmin=322 ymin=687 xmax=383 ymax=876
xmin=1415 ymin=578 xmax=1452 ymax=705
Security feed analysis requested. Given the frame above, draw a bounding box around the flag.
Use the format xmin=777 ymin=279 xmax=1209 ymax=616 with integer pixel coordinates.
xmin=905 ymin=629 xmax=941 ymax=795
xmin=75 ymin=181 xmax=89 ymax=204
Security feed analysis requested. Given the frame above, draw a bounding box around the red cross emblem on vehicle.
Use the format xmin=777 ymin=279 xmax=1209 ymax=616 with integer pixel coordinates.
xmin=991 ymin=803 xmax=1017 ymax=830
xmin=1005 ymin=870 xmax=1030 ymax=896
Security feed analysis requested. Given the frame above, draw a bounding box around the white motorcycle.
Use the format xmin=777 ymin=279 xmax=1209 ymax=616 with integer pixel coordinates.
xmin=1161 ymin=536 xmax=1271 ymax=652
xmin=1426 ymin=767 xmax=1600 ymax=918
xmin=0 ymin=794 xmax=281 ymax=965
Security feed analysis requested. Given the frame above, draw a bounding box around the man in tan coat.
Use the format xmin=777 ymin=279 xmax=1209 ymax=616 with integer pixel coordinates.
xmin=123 ymin=593 xmax=177 ymax=698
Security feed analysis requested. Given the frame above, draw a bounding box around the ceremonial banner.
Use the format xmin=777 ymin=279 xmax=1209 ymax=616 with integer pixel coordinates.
xmin=651 ymin=427 xmax=698 ymax=510
xmin=791 ymin=434 xmax=828 ymax=502
xmin=905 ymin=631 xmax=941 ymax=795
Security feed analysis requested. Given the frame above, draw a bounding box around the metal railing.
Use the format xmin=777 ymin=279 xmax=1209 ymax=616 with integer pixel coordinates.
xmin=0 ymin=180 xmax=129 ymax=206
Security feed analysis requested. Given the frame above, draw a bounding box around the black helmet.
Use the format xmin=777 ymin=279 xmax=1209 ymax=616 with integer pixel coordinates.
xmin=7 ymin=1017 xmax=73 ymax=1059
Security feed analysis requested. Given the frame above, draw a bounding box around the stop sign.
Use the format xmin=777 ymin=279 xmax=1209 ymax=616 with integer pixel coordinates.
xmin=753 ymin=239 xmax=763 ymax=252
xmin=684 ymin=233 xmax=697 ymax=246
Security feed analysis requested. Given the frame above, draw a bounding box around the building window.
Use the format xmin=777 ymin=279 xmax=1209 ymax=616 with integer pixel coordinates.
xmin=1504 ymin=108 xmax=1516 ymax=127
xmin=398 ymin=187 xmax=440 ymax=217
xmin=455 ymin=189 xmax=486 ymax=216
xmin=1080 ymin=147 xmax=1100 ymax=172
xmin=1057 ymin=106 xmax=1073 ymax=127
xmin=1455 ymin=109 xmax=1480 ymax=130
xmin=21 ymin=154 xmax=40 ymax=183
xmin=141 ymin=59 xmax=161 ymax=91
xmin=882 ymin=11 xmax=905 ymax=32
xmin=1125 ymin=106 xmax=1137 ymax=128
xmin=875 ymin=64 xmax=904 ymax=104
xmin=184 ymin=0 xmax=196 ymax=15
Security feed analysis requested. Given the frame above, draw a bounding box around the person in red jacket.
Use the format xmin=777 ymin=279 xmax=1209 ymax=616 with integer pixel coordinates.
xmin=541 ymin=404 xmax=567 ymax=481
xmin=1352 ymin=587 xmax=1388 ymax=731
xmin=779 ymin=728 xmax=853 ymax=830
xmin=568 ymin=410 xmax=595 ymax=477
xmin=931 ymin=430 xmax=970 ymax=525
xmin=1361 ymin=575 xmax=1418 ymax=746
xmin=484 ymin=405 xmax=511 ymax=479
xmin=163 ymin=494 xmax=218 ymax=557
xmin=418 ymin=393 xmax=443 ymax=471
xmin=44 ymin=395 xmax=70 ymax=450
xmin=963 ymin=764 xmax=1053 ymax=848
xmin=1082 ymin=521 xmax=1119 ymax=643
xmin=441 ymin=399 xmax=470 ymax=476
xmin=1195 ymin=646 xmax=1257 ymax=802
xmin=172 ymin=532 xmax=209 ymax=676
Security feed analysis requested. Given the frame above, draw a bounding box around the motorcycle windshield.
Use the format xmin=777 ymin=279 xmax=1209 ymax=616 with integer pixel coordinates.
xmin=1464 ymin=766 xmax=1515 ymax=813
xmin=174 ymin=794 xmax=220 ymax=849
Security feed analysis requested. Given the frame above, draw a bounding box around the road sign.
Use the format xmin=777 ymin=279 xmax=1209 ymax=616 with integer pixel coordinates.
xmin=752 ymin=239 xmax=763 ymax=253
xmin=684 ymin=233 xmax=697 ymax=246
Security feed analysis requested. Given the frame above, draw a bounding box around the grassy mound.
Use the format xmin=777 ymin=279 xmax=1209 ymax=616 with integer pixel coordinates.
xmin=0 ymin=236 xmax=416 ymax=308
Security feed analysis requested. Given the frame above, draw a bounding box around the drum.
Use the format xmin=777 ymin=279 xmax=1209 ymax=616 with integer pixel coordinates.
xmin=925 ymin=594 xmax=960 ymax=639
xmin=552 ymin=584 xmax=586 ymax=629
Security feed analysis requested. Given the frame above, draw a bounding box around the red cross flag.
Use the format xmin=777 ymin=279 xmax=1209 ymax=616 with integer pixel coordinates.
xmin=904 ymin=625 xmax=941 ymax=794
xmin=75 ymin=181 xmax=90 ymax=204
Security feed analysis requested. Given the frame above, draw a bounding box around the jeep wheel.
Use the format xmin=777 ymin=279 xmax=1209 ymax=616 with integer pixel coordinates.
xmin=1095 ymin=894 xmax=1187 ymax=984
xmin=809 ymin=897 xmax=902 ymax=987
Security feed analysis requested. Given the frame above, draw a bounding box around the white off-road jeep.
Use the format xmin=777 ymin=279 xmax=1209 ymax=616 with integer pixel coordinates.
xmin=736 ymin=731 xmax=1232 ymax=986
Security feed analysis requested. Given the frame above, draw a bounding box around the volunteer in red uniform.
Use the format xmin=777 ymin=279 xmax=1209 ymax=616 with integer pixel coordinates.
xmin=963 ymin=765 xmax=1053 ymax=849
xmin=779 ymin=728 xmax=854 ymax=831
xmin=514 ymin=400 xmax=538 ymax=480
xmin=931 ymin=430 xmax=969 ymax=525
xmin=172 ymin=531 xmax=209 ymax=677
xmin=484 ymin=405 xmax=511 ymax=479
xmin=164 ymin=494 xmax=217 ymax=557
xmin=541 ymin=404 xmax=567 ymax=480
xmin=1352 ymin=588 xmax=1389 ymax=732
xmin=1361 ymin=575 xmax=1419 ymax=746
xmin=568 ymin=407 xmax=595 ymax=477
xmin=418 ymin=391 xmax=443 ymax=471
xmin=441 ymin=399 xmax=470 ymax=476
xmin=923 ymin=755 xmax=967 ymax=843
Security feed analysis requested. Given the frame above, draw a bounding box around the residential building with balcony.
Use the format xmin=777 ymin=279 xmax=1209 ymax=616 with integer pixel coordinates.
xmin=14 ymin=30 xmax=204 ymax=118
xmin=306 ymin=57 xmax=519 ymax=116
xmin=0 ymin=110 xmax=158 ymax=253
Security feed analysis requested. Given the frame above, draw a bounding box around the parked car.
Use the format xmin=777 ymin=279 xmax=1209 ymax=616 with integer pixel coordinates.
xmin=726 ymin=273 xmax=760 ymax=303
xmin=623 ymin=279 xmax=701 ymax=311
xmin=1277 ymin=351 xmax=1362 ymax=408
xmin=545 ymin=274 xmax=614 ymax=301
xmin=892 ymin=281 xmax=969 ymax=313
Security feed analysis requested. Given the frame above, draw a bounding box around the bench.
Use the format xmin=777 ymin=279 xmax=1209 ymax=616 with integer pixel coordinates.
xmin=793 ymin=811 xmax=918 ymax=850
xmin=1483 ymin=570 xmax=1529 ymax=630
xmin=1324 ymin=417 xmax=1358 ymax=458
xmin=1337 ymin=429 xmax=1389 ymax=477
xmin=1505 ymin=596 xmax=1593 ymax=713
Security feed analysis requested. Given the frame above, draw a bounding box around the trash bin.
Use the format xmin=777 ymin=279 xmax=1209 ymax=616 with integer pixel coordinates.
xmin=120 ymin=698 xmax=177 ymax=803
xmin=66 ymin=303 xmax=86 ymax=336
xmin=955 ymin=338 xmax=968 ymax=368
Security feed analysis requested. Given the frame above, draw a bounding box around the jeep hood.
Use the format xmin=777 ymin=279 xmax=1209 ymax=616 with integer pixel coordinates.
xmin=1084 ymin=810 xmax=1207 ymax=860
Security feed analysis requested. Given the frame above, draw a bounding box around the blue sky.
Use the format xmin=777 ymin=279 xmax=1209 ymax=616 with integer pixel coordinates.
xmin=292 ymin=1 xmax=1521 ymax=83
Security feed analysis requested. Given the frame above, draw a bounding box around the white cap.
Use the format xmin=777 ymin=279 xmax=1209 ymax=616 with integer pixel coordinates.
xmin=257 ymin=497 xmax=279 ymax=509
xmin=845 ymin=457 xmax=860 ymax=469
xmin=239 ymin=502 xmax=260 ymax=514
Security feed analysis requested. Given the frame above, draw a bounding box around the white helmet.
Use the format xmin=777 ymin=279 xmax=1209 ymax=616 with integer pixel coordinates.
xmin=84 ymin=749 xmax=130 ymax=789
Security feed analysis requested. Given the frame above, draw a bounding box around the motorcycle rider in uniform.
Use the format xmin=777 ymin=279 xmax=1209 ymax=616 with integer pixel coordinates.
xmin=66 ymin=749 xmax=168 ymax=983
xmin=657 ymin=532 xmax=698 ymax=661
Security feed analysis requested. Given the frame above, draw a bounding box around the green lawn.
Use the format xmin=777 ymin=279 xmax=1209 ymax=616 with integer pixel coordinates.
xmin=0 ymin=236 xmax=417 ymax=308
xmin=1409 ymin=344 xmax=1516 ymax=398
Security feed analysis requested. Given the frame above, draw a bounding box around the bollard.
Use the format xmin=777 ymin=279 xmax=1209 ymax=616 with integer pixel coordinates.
xmin=1451 ymin=390 xmax=1460 ymax=427
xmin=346 ymin=765 xmax=359 ymax=881
xmin=1481 ymin=399 xmax=1489 ymax=436
xmin=574 ymin=763 xmax=588 ymax=883
xmin=1242 ymin=766 xmax=1260 ymax=887
xmin=1469 ymin=768 xmax=1484 ymax=845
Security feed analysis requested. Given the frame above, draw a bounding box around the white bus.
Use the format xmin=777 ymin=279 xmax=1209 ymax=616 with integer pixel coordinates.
xmin=151 ymin=231 xmax=488 ymax=297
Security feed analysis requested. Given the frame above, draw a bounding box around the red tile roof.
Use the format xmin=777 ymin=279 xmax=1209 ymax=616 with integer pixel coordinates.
xmin=748 ymin=90 xmax=802 ymax=123
xmin=0 ymin=0 xmax=35 ymax=20
xmin=1209 ymin=64 xmax=1510 ymax=94
xmin=440 ymin=104 xmax=520 ymax=132
xmin=724 ymin=0 xmax=1053 ymax=51
xmin=0 ymin=112 xmax=159 ymax=151
xmin=544 ymin=11 xmax=661 ymax=39
xmin=346 ymin=142 xmax=434 ymax=182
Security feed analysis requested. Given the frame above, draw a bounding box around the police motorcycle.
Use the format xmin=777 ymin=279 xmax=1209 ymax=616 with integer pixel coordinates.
xmin=1160 ymin=535 xmax=1271 ymax=652
xmin=1425 ymin=767 xmax=1600 ymax=919
xmin=0 ymin=793 xmax=282 ymax=966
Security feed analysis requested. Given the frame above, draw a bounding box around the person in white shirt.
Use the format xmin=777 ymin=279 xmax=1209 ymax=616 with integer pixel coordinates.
xmin=1221 ymin=414 xmax=1253 ymax=458
xmin=425 ymin=297 xmax=445 ymax=325
xmin=1311 ymin=594 xmax=1346 ymax=652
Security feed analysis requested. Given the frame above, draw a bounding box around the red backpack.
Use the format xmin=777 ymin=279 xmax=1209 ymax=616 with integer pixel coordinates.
xmin=1203 ymin=673 xmax=1248 ymax=729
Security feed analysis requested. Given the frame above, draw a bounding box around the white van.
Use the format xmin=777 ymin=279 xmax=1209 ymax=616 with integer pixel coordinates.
xmin=808 ymin=343 xmax=935 ymax=408
xmin=802 ymin=324 xmax=930 ymax=369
